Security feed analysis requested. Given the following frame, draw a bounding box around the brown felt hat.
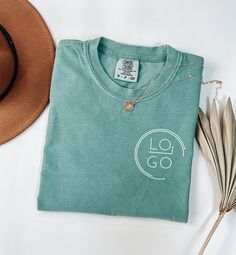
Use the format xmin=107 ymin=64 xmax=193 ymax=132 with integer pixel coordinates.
xmin=0 ymin=0 xmax=55 ymax=144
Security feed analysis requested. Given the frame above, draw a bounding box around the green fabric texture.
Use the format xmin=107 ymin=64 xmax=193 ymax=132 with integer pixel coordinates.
xmin=37 ymin=36 xmax=204 ymax=223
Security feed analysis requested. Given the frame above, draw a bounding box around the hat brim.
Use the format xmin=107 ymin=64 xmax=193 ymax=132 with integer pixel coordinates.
xmin=0 ymin=0 xmax=55 ymax=144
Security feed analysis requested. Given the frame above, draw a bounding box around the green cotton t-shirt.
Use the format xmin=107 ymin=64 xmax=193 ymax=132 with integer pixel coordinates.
xmin=37 ymin=36 xmax=204 ymax=223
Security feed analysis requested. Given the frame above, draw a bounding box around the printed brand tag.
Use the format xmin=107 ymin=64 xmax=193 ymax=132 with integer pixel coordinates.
xmin=114 ymin=58 xmax=139 ymax=82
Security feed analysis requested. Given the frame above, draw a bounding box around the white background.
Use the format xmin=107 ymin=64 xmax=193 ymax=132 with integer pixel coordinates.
xmin=1 ymin=0 xmax=236 ymax=254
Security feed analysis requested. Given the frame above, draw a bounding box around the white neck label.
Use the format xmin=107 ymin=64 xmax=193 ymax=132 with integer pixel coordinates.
xmin=114 ymin=58 xmax=139 ymax=82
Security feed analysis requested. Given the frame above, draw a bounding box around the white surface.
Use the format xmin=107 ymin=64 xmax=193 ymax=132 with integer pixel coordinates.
xmin=1 ymin=0 xmax=236 ymax=254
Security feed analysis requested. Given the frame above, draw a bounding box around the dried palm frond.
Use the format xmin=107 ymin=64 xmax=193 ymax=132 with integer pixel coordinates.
xmin=195 ymin=97 xmax=236 ymax=255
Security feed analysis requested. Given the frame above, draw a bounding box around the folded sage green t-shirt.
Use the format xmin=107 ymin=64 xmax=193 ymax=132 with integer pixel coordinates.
xmin=37 ymin=36 xmax=204 ymax=223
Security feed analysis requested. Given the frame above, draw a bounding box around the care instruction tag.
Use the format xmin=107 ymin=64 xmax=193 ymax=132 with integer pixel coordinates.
xmin=114 ymin=58 xmax=139 ymax=82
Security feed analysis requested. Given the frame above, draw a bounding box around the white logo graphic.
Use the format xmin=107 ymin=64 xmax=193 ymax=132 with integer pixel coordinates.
xmin=134 ymin=129 xmax=186 ymax=181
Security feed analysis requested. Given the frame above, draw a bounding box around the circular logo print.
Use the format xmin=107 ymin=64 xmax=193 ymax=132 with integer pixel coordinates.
xmin=134 ymin=129 xmax=186 ymax=181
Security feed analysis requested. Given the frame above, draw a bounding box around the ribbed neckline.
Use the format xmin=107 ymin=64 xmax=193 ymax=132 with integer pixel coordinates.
xmin=86 ymin=36 xmax=183 ymax=101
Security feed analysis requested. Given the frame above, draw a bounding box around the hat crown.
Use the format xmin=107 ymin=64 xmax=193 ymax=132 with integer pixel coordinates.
xmin=0 ymin=32 xmax=14 ymax=96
